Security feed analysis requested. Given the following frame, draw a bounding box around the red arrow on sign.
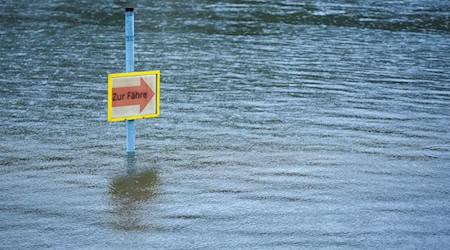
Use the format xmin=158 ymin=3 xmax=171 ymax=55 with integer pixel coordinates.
xmin=112 ymin=77 xmax=155 ymax=112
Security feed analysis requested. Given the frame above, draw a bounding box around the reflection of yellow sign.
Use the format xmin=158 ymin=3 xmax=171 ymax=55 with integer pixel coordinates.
xmin=108 ymin=71 xmax=160 ymax=122
xmin=108 ymin=170 xmax=159 ymax=231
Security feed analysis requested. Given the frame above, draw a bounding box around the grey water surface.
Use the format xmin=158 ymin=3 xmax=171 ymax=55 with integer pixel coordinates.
xmin=1 ymin=0 xmax=450 ymax=249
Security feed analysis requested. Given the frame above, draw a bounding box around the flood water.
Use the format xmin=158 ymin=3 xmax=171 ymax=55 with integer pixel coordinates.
xmin=1 ymin=0 xmax=450 ymax=248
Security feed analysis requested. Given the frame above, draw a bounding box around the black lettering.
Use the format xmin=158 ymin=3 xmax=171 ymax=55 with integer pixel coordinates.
xmin=113 ymin=93 xmax=125 ymax=101
xmin=126 ymin=91 xmax=147 ymax=99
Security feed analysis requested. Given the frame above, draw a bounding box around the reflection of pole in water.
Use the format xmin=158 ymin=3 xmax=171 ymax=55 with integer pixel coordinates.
xmin=126 ymin=153 xmax=137 ymax=175
xmin=108 ymin=154 xmax=159 ymax=231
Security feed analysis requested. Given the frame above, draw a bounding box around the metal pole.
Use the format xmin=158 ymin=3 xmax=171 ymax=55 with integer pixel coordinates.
xmin=125 ymin=8 xmax=135 ymax=153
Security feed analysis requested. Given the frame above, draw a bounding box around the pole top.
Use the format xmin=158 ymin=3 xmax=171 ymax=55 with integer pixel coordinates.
xmin=125 ymin=8 xmax=134 ymax=12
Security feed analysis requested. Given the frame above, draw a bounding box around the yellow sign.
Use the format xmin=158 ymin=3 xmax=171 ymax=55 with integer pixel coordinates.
xmin=108 ymin=71 xmax=160 ymax=122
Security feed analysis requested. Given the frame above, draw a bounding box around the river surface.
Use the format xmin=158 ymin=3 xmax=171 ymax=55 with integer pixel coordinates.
xmin=1 ymin=0 xmax=449 ymax=249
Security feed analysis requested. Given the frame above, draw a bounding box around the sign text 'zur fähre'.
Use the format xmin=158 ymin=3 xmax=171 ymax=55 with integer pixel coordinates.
xmin=108 ymin=71 xmax=160 ymax=122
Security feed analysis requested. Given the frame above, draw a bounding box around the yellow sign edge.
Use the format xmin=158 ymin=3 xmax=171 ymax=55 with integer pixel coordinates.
xmin=108 ymin=70 xmax=160 ymax=122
